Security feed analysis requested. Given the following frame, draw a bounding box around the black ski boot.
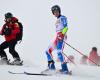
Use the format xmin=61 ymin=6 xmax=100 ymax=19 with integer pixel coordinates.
xmin=48 ymin=60 xmax=56 ymax=70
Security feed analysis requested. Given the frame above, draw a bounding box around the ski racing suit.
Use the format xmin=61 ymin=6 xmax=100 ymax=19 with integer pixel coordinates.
xmin=46 ymin=15 xmax=68 ymax=63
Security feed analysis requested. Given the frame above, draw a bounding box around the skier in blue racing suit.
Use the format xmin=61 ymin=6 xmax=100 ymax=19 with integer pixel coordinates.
xmin=45 ymin=5 xmax=70 ymax=74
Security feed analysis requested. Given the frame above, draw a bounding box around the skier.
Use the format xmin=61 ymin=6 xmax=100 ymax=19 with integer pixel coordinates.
xmin=0 ymin=12 xmax=22 ymax=65
xmin=65 ymin=55 xmax=75 ymax=64
xmin=45 ymin=5 xmax=70 ymax=74
xmin=88 ymin=47 xmax=100 ymax=65
xmin=80 ymin=55 xmax=88 ymax=65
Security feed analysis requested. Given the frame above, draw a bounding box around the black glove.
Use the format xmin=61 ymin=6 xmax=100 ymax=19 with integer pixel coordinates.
xmin=3 ymin=26 xmax=12 ymax=36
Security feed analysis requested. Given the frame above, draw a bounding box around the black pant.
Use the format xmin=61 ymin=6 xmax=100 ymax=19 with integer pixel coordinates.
xmin=0 ymin=40 xmax=20 ymax=60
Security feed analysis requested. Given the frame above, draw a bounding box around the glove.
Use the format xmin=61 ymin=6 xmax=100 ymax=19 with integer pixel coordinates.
xmin=3 ymin=26 xmax=12 ymax=36
xmin=57 ymin=32 xmax=64 ymax=41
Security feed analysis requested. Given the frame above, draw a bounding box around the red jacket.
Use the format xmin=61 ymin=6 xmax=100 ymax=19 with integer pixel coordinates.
xmin=88 ymin=51 xmax=99 ymax=65
xmin=0 ymin=17 xmax=20 ymax=42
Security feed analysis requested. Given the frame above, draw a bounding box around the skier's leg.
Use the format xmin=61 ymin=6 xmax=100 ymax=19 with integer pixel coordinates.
xmin=8 ymin=40 xmax=21 ymax=61
xmin=57 ymin=40 xmax=69 ymax=73
xmin=57 ymin=40 xmax=64 ymax=62
xmin=8 ymin=40 xmax=23 ymax=65
xmin=45 ymin=43 xmax=56 ymax=70
xmin=0 ymin=41 xmax=8 ymax=60
xmin=0 ymin=41 xmax=9 ymax=64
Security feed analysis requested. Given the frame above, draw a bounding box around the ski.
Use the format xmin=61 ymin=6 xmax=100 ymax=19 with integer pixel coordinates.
xmin=8 ymin=69 xmax=72 ymax=76
xmin=41 ymin=69 xmax=72 ymax=75
xmin=8 ymin=71 xmax=51 ymax=76
xmin=8 ymin=71 xmax=24 ymax=74
xmin=24 ymin=71 xmax=52 ymax=76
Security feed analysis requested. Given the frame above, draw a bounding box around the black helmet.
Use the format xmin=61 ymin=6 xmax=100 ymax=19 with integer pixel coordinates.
xmin=5 ymin=12 xmax=13 ymax=19
xmin=92 ymin=47 xmax=97 ymax=51
xmin=51 ymin=5 xmax=61 ymax=14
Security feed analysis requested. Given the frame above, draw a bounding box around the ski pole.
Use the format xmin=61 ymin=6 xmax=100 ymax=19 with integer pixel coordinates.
xmin=62 ymin=52 xmax=76 ymax=65
xmin=63 ymin=41 xmax=99 ymax=66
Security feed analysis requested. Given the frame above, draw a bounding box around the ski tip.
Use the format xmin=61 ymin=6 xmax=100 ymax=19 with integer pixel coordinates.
xmin=8 ymin=71 xmax=15 ymax=74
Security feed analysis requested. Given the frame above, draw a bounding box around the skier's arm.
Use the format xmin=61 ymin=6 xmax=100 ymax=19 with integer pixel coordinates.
xmin=0 ymin=24 xmax=5 ymax=35
xmin=61 ymin=17 xmax=68 ymax=35
xmin=0 ymin=31 xmax=2 ymax=35
xmin=0 ymin=29 xmax=2 ymax=35
xmin=57 ymin=17 xmax=68 ymax=40
xmin=62 ymin=27 xmax=68 ymax=34
xmin=12 ymin=23 xmax=20 ymax=34
xmin=57 ymin=28 xmax=68 ymax=40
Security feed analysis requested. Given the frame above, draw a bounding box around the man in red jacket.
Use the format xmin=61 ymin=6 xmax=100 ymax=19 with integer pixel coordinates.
xmin=0 ymin=12 xmax=22 ymax=65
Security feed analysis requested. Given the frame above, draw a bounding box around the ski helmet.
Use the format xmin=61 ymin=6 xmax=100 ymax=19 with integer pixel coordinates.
xmin=5 ymin=12 xmax=13 ymax=19
xmin=51 ymin=5 xmax=61 ymax=14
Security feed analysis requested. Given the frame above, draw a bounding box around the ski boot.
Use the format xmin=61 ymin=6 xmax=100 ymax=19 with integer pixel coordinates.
xmin=0 ymin=57 xmax=9 ymax=65
xmin=59 ymin=62 xmax=72 ymax=75
xmin=41 ymin=60 xmax=56 ymax=74
xmin=48 ymin=60 xmax=55 ymax=70
xmin=8 ymin=58 xmax=23 ymax=66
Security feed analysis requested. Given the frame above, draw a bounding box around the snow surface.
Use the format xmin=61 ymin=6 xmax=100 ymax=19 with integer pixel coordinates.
xmin=0 ymin=0 xmax=100 ymax=80
xmin=0 ymin=63 xmax=100 ymax=80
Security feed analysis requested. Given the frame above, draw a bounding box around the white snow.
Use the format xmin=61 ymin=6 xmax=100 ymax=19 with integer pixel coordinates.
xmin=0 ymin=63 xmax=100 ymax=80
xmin=0 ymin=0 xmax=100 ymax=80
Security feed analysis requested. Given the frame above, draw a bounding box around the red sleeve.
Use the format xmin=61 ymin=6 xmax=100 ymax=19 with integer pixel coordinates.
xmin=12 ymin=23 xmax=20 ymax=35
xmin=0 ymin=24 xmax=5 ymax=35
